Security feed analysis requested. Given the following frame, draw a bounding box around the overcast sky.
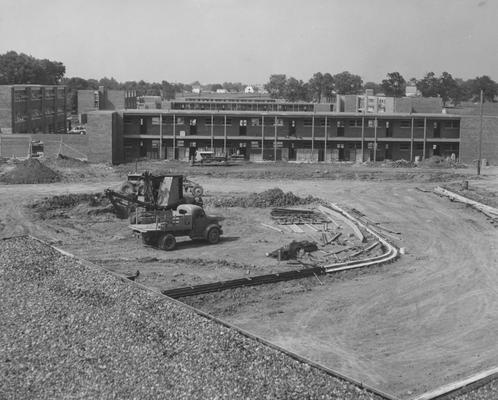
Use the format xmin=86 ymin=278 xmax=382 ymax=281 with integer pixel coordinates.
xmin=0 ymin=0 xmax=496 ymax=84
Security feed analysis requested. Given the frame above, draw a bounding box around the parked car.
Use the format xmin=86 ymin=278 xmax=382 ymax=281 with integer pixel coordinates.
xmin=68 ymin=125 xmax=86 ymax=134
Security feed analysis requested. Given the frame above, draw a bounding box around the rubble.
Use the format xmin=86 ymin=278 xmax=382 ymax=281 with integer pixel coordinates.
xmin=206 ymin=188 xmax=317 ymax=208
xmin=0 ymin=236 xmax=385 ymax=400
xmin=0 ymin=158 xmax=61 ymax=184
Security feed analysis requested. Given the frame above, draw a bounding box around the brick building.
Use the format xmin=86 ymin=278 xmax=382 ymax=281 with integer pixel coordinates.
xmin=0 ymin=85 xmax=67 ymax=134
xmin=83 ymin=102 xmax=463 ymax=164
xmin=77 ymin=87 xmax=136 ymax=121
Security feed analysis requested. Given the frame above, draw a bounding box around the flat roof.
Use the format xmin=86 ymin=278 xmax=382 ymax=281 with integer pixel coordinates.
xmin=121 ymin=109 xmax=462 ymax=119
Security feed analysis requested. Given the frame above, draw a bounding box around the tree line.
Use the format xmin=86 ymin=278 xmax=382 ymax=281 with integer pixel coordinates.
xmin=1 ymin=51 xmax=497 ymax=112
xmin=265 ymin=71 xmax=498 ymax=106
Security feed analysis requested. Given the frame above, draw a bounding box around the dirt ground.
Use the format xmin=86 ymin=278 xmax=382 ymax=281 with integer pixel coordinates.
xmin=1 ymin=160 xmax=498 ymax=398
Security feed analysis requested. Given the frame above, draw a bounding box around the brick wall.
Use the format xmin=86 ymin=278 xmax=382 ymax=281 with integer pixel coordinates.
xmin=0 ymin=86 xmax=13 ymax=133
xmin=77 ymin=90 xmax=97 ymax=114
xmin=460 ymin=115 xmax=498 ymax=165
xmin=395 ymin=97 xmax=442 ymax=113
xmin=106 ymin=90 xmax=126 ymax=110
xmin=86 ymin=111 xmax=116 ymax=163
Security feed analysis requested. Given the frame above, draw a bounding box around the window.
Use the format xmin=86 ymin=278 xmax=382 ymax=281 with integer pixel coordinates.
xmin=152 ymin=117 xmax=160 ymax=125
xmin=416 ymin=143 xmax=424 ymax=150
xmin=367 ymin=119 xmax=377 ymax=128
xmin=124 ymin=116 xmax=136 ymax=124
xmin=239 ymin=119 xmax=247 ymax=126
xmin=444 ymin=120 xmax=460 ymax=129
xmin=349 ymin=119 xmax=362 ymax=127
xmin=176 ymin=117 xmax=184 ymax=125
xmin=399 ymin=143 xmax=410 ymax=151
xmin=272 ymin=118 xmax=284 ymax=126
xmin=400 ymin=120 xmax=411 ymax=128
xmin=304 ymin=118 xmax=313 ymax=127
xmin=225 ymin=118 xmax=232 ymax=126
xmin=251 ymin=118 xmax=262 ymax=126
xmin=318 ymin=119 xmax=331 ymax=127
xmin=189 ymin=118 xmax=197 ymax=126
xmin=415 ymin=120 xmax=425 ymax=128
xmin=251 ymin=141 xmax=260 ymax=148
xmin=336 ymin=121 xmax=345 ymax=128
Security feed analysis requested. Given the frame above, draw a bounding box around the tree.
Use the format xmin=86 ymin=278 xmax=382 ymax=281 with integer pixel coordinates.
xmin=332 ymin=71 xmax=363 ymax=94
xmin=417 ymin=72 xmax=439 ymax=97
xmin=381 ymin=72 xmax=406 ymax=97
xmin=363 ymin=81 xmax=382 ymax=94
xmin=98 ymin=77 xmax=120 ymax=90
xmin=210 ymin=83 xmax=223 ymax=92
xmin=308 ymin=72 xmax=324 ymax=102
xmin=470 ymin=75 xmax=498 ymax=102
xmin=307 ymin=72 xmax=335 ymax=102
xmin=284 ymin=77 xmax=308 ymax=102
xmin=161 ymin=80 xmax=176 ymax=99
xmin=0 ymin=51 xmax=65 ymax=84
xmin=222 ymin=82 xmax=244 ymax=92
xmin=265 ymin=74 xmax=287 ymax=98
xmin=438 ymin=72 xmax=459 ymax=106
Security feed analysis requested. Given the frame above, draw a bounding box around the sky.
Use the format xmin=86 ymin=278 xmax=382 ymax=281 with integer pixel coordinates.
xmin=0 ymin=0 xmax=497 ymax=85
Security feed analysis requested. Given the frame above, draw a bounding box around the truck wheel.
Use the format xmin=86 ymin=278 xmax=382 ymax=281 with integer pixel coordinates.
xmin=206 ymin=227 xmax=221 ymax=244
xmin=192 ymin=185 xmax=203 ymax=197
xmin=142 ymin=232 xmax=156 ymax=245
xmin=158 ymin=233 xmax=176 ymax=251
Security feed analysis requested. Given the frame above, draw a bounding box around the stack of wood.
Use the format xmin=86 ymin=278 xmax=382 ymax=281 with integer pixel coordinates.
xmin=271 ymin=208 xmax=329 ymax=225
xmin=434 ymin=186 xmax=498 ymax=223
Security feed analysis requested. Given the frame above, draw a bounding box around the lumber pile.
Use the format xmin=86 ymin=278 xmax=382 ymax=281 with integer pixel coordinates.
xmin=270 ymin=207 xmax=329 ymax=225
xmin=434 ymin=186 xmax=498 ymax=222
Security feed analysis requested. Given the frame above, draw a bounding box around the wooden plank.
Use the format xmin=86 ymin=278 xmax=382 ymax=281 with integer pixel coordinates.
xmin=349 ymin=242 xmax=380 ymax=258
xmin=289 ymin=224 xmax=304 ymax=233
xmin=305 ymin=223 xmax=320 ymax=232
xmin=261 ymin=223 xmax=283 ymax=233
xmin=318 ymin=205 xmax=365 ymax=242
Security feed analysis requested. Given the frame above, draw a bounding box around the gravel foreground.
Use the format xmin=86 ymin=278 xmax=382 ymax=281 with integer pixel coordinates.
xmin=0 ymin=236 xmax=385 ymax=400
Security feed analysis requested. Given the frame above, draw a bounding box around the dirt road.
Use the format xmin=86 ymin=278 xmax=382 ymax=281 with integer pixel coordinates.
xmin=1 ymin=169 xmax=497 ymax=398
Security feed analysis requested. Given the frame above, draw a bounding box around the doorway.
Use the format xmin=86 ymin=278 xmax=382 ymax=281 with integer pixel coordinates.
xmin=189 ymin=119 xmax=197 ymax=135
xmin=289 ymin=120 xmax=296 ymax=136
xmin=239 ymin=120 xmax=247 ymax=136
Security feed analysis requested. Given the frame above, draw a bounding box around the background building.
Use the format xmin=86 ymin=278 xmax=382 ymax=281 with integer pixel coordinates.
xmin=0 ymin=85 xmax=67 ymax=134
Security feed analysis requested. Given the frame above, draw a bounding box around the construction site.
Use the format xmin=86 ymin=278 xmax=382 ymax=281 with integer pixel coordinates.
xmin=1 ymin=154 xmax=498 ymax=400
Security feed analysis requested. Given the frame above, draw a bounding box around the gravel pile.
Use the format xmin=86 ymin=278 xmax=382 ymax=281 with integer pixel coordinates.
xmin=0 ymin=158 xmax=61 ymax=184
xmin=206 ymin=188 xmax=317 ymax=208
xmin=451 ymin=379 xmax=498 ymax=400
xmin=0 ymin=236 xmax=386 ymax=400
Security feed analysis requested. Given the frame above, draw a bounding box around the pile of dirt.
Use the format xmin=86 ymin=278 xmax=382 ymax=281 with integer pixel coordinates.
xmin=29 ymin=193 xmax=112 ymax=219
xmin=418 ymin=156 xmax=466 ymax=169
xmin=206 ymin=188 xmax=318 ymax=208
xmin=0 ymin=158 xmax=61 ymax=184
xmin=383 ymin=159 xmax=414 ymax=168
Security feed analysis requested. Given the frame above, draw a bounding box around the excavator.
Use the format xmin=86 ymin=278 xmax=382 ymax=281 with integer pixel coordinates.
xmin=105 ymin=172 xmax=203 ymax=222
xmin=105 ymin=172 xmax=224 ymax=251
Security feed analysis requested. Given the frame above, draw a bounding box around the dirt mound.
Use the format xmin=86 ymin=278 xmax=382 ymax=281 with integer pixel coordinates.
xmin=0 ymin=158 xmax=61 ymax=184
xmin=383 ymin=159 xmax=414 ymax=168
xmin=29 ymin=193 xmax=112 ymax=219
xmin=206 ymin=188 xmax=317 ymax=208
xmin=418 ymin=156 xmax=466 ymax=169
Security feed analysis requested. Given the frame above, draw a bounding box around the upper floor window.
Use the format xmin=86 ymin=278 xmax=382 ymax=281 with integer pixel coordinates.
xmin=444 ymin=120 xmax=459 ymax=129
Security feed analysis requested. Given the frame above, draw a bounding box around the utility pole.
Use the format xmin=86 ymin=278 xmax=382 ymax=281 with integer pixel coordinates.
xmin=478 ymin=89 xmax=483 ymax=176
